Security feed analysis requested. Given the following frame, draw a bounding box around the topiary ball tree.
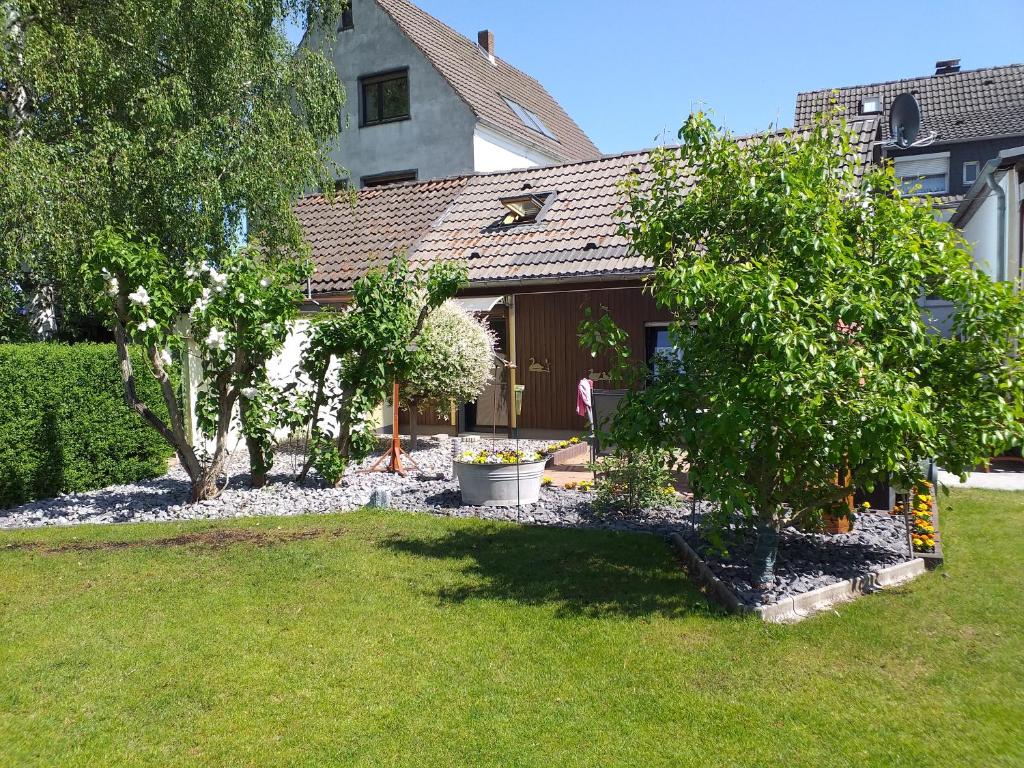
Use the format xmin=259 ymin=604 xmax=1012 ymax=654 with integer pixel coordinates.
xmin=402 ymin=301 xmax=496 ymax=449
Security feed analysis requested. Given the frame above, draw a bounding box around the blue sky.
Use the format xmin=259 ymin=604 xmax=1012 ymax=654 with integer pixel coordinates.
xmin=287 ymin=0 xmax=1023 ymax=154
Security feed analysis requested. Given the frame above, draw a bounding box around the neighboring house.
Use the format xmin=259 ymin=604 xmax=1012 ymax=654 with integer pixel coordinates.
xmin=301 ymin=0 xmax=599 ymax=188
xmin=795 ymin=60 xmax=1024 ymax=220
xmin=294 ymin=119 xmax=882 ymax=434
xmin=952 ymin=146 xmax=1024 ymax=286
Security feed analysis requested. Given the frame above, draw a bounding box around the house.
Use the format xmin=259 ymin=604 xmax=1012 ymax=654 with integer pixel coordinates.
xmin=795 ymin=60 xmax=1024 ymax=220
xmin=294 ymin=119 xmax=883 ymax=434
xmin=300 ymin=0 xmax=599 ymax=189
xmin=951 ymin=146 xmax=1024 ymax=286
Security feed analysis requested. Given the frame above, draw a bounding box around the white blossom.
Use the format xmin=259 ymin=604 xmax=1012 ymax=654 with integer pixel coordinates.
xmin=136 ymin=322 xmax=149 ymax=332
xmin=160 ymin=348 xmax=173 ymax=366
xmin=128 ymin=286 xmax=151 ymax=306
xmin=259 ymin=278 xmax=270 ymax=288
xmin=107 ymin=277 xmax=119 ymax=296
xmin=146 ymin=318 xmax=157 ymax=330
xmin=237 ymin=292 xmax=246 ymax=304
xmin=206 ymin=327 xmax=227 ymax=351
xmin=240 ymin=386 xmax=258 ymax=399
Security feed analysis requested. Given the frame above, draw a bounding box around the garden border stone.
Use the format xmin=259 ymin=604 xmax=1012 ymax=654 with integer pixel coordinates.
xmin=669 ymin=532 xmax=925 ymax=623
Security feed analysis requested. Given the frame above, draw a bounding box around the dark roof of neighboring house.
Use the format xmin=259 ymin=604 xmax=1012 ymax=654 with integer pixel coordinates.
xmin=297 ymin=118 xmax=881 ymax=296
xmin=795 ymin=63 xmax=1024 ymax=143
xmin=375 ymin=0 xmax=599 ymax=163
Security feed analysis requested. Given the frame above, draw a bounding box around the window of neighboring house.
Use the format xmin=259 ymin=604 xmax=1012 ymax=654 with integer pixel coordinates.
xmin=361 ymin=169 xmax=417 ymax=188
xmin=502 ymin=96 xmax=558 ymax=141
xmin=338 ymin=4 xmax=353 ymax=30
xmin=963 ymin=161 xmax=980 ymax=186
xmin=894 ymin=153 xmax=950 ymax=195
xmin=361 ymin=70 xmax=410 ymax=126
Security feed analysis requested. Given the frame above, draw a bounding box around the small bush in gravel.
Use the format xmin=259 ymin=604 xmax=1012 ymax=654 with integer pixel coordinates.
xmin=592 ymin=449 xmax=675 ymax=513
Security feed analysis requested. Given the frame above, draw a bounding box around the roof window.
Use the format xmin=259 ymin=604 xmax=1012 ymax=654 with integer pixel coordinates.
xmin=859 ymin=97 xmax=883 ymax=115
xmin=499 ymin=192 xmax=552 ymax=226
xmin=502 ymin=97 xmax=558 ymax=141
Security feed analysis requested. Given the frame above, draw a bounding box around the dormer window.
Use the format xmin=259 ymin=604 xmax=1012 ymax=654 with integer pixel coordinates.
xmin=339 ymin=4 xmax=353 ymax=30
xmin=499 ymin=192 xmax=552 ymax=226
xmin=502 ymin=97 xmax=558 ymax=141
xmin=859 ymin=97 xmax=883 ymax=115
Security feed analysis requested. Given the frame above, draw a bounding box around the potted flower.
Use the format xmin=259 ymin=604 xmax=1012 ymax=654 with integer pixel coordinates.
xmin=454 ymin=447 xmax=548 ymax=506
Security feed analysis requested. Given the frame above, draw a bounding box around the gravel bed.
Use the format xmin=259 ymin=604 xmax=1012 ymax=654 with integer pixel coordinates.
xmin=1 ymin=435 xmax=915 ymax=610
xmin=679 ymin=509 xmax=914 ymax=607
xmin=0 ymin=436 xmax=682 ymax=536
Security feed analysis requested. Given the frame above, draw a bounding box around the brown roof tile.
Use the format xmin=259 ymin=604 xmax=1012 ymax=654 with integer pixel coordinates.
xmin=297 ymin=119 xmax=881 ymax=295
xmin=375 ymin=0 xmax=599 ymax=163
xmin=795 ymin=63 xmax=1024 ymax=142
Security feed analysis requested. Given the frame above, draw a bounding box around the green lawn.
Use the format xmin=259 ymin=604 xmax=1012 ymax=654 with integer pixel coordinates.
xmin=2 ymin=490 xmax=1022 ymax=767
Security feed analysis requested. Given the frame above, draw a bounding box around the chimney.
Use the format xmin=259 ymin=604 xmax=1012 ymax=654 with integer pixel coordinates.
xmin=478 ymin=29 xmax=495 ymax=61
xmin=935 ymin=58 xmax=961 ymax=75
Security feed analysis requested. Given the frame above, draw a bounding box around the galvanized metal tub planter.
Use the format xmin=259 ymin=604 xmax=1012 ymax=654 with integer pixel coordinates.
xmin=454 ymin=459 xmax=547 ymax=506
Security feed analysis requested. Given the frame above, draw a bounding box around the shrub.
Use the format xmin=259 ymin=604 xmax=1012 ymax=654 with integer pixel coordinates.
xmin=0 ymin=343 xmax=174 ymax=507
xmin=592 ymin=449 xmax=676 ymax=512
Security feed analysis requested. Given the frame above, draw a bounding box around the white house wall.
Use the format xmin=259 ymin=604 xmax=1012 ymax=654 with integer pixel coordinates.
xmin=473 ymin=125 xmax=559 ymax=172
xmin=960 ymin=172 xmax=1011 ymax=281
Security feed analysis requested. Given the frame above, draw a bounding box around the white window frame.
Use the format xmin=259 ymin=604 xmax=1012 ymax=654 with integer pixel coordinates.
xmin=894 ymin=151 xmax=950 ymax=196
xmin=963 ymin=161 xmax=980 ymax=186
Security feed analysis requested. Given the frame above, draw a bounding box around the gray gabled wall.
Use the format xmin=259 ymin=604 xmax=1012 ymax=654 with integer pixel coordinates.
xmin=304 ymin=0 xmax=478 ymax=185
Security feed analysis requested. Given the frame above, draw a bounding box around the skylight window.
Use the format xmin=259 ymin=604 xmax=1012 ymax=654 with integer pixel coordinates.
xmin=499 ymin=193 xmax=551 ymax=225
xmin=502 ymin=97 xmax=558 ymax=141
xmin=860 ymin=96 xmax=883 ymax=115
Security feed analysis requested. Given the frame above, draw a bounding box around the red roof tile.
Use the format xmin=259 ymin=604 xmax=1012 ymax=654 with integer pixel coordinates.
xmin=297 ymin=119 xmax=881 ymax=295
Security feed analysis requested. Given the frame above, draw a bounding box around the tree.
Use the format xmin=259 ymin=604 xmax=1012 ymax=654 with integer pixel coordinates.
xmin=88 ymin=229 xmax=311 ymax=501
xmin=587 ymin=111 xmax=1024 ymax=586
xmin=298 ymin=256 xmax=467 ymax=485
xmin=402 ymin=301 xmax=496 ymax=448
xmin=0 ymin=0 xmax=346 ymax=339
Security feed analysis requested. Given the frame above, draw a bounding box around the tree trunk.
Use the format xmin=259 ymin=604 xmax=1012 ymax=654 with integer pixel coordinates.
xmin=751 ymin=519 xmax=780 ymax=588
xmin=111 ymin=311 xmax=226 ymax=503
xmin=244 ymin=432 xmax=269 ymax=488
xmin=409 ymin=404 xmax=419 ymax=451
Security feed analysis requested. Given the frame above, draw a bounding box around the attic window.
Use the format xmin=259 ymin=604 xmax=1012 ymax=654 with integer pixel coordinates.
xmin=339 ymin=5 xmax=353 ymax=30
xmin=502 ymin=97 xmax=558 ymax=141
xmin=499 ymin=192 xmax=551 ymax=225
xmin=860 ymin=97 xmax=883 ymax=115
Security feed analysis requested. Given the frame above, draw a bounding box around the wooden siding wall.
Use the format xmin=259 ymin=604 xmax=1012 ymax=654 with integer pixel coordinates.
xmin=513 ymin=287 xmax=671 ymax=431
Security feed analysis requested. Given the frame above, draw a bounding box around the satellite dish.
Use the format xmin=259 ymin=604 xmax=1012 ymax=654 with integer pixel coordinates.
xmin=889 ymin=93 xmax=921 ymax=148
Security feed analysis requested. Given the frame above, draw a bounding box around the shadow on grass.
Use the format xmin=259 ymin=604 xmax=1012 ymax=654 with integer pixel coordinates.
xmin=381 ymin=523 xmax=724 ymax=620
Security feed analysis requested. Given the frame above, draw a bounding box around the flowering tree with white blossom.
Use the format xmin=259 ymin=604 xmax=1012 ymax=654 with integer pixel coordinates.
xmin=87 ymin=228 xmax=310 ymax=500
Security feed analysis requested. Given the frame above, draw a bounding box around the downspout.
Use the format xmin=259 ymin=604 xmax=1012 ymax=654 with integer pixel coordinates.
xmin=985 ymin=173 xmax=1007 ymax=282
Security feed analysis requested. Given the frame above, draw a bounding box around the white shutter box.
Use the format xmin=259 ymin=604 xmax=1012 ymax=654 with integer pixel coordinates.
xmin=894 ymin=155 xmax=948 ymax=178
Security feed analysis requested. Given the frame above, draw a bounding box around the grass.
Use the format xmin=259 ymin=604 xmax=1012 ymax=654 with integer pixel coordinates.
xmin=1 ymin=490 xmax=1022 ymax=767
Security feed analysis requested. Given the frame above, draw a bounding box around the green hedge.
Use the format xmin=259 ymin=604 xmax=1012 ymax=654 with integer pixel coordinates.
xmin=0 ymin=343 xmax=175 ymax=508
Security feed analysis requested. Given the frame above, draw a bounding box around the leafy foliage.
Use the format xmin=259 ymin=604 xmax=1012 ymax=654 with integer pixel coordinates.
xmin=298 ymin=256 xmax=467 ymax=482
xmin=87 ymin=229 xmax=310 ymax=497
xmin=0 ymin=343 xmax=174 ymax=507
xmin=586 ymin=110 xmax=1024 ymax=583
xmin=402 ymin=301 xmax=496 ymax=444
xmin=0 ymin=0 xmax=346 ymax=338
xmin=592 ymin=449 xmax=677 ymax=513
